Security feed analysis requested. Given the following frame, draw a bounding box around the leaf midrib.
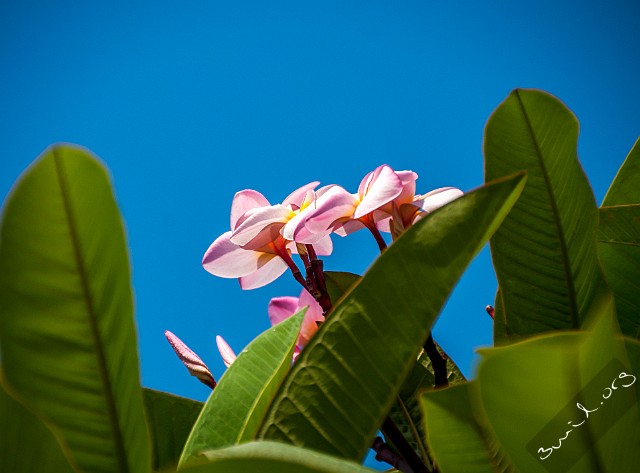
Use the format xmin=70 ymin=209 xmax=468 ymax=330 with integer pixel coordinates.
xmin=515 ymin=89 xmax=580 ymax=329
xmin=53 ymin=150 xmax=130 ymax=473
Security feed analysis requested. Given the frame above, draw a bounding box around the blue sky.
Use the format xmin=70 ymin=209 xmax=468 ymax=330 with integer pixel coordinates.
xmin=1 ymin=0 xmax=639 ymax=466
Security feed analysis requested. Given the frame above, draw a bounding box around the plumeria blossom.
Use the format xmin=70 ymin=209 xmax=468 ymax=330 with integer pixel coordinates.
xmin=202 ymin=182 xmax=333 ymax=289
xmin=268 ymin=288 xmax=324 ymax=360
xmin=378 ymin=186 xmax=464 ymax=239
xmin=296 ymin=165 xmax=405 ymax=241
xmin=297 ymin=164 xmax=463 ymax=246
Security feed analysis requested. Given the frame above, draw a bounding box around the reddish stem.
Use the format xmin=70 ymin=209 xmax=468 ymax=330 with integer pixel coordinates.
xmin=273 ymin=241 xmax=307 ymax=289
xmin=364 ymin=217 xmax=387 ymax=252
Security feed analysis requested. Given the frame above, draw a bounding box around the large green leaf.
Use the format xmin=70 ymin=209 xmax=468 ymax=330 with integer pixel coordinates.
xmin=602 ymin=138 xmax=640 ymax=206
xmin=182 ymin=442 xmax=376 ymax=473
xmin=475 ymin=301 xmax=640 ymax=473
xmin=143 ymin=388 xmax=203 ymax=472
xmin=484 ymin=89 xmax=604 ymax=340
xmin=0 ymin=145 xmax=150 ymax=473
xmin=597 ymin=139 xmax=640 ymax=339
xmin=598 ymin=205 xmax=640 ymax=338
xmin=258 ymin=173 xmax=527 ymax=461
xmin=178 ymin=310 xmax=304 ymax=468
xmin=0 ymin=375 xmax=75 ymax=473
xmin=421 ymin=382 xmax=517 ymax=473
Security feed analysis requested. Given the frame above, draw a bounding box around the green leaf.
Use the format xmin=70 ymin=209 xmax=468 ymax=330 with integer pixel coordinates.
xmin=492 ymin=288 xmax=514 ymax=346
xmin=178 ymin=310 xmax=305 ymax=468
xmin=324 ymin=271 xmax=361 ymax=306
xmin=484 ymin=89 xmax=604 ymax=340
xmin=417 ymin=346 xmax=467 ymax=386
xmin=475 ymin=301 xmax=640 ymax=473
xmin=602 ymin=138 xmax=640 ymax=206
xmin=386 ymin=360 xmax=435 ymax=465
xmin=0 ymin=376 xmax=75 ymax=473
xmin=143 ymin=388 xmax=203 ymax=472
xmin=623 ymin=337 xmax=640 ymax=404
xmin=386 ymin=345 xmax=467 ymax=464
xmin=258 ymin=173 xmax=527 ymax=461
xmin=181 ymin=441 xmax=376 ymax=473
xmin=598 ymin=204 xmax=640 ymax=338
xmin=421 ymin=382 xmax=517 ymax=473
xmin=0 ymin=145 xmax=150 ymax=473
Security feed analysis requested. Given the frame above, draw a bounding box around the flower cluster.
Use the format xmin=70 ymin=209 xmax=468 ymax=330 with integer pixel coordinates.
xmin=167 ymin=165 xmax=461 ymax=384
xmin=202 ymin=164 xmax=462 ymax=291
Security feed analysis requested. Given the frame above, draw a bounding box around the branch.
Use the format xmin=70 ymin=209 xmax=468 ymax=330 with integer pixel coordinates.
xmin=372 ymin=437 xmax=413 ymax=473
xmin=424 ymin=334 xmax=448 ymax=388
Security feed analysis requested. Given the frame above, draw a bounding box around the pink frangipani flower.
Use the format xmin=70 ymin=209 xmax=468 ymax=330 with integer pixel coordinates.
xmin=299 ymin=164 xmax=405 ymax=239
xmin=268 ymin=288 xmax=324 ymax=358
xmin=300 ymin=164 xmax=463 ymax=244
xmin=378 ymin=186 xmax=464 ymax=238
xmin=202 ymin=183 xmax=333 ymax=289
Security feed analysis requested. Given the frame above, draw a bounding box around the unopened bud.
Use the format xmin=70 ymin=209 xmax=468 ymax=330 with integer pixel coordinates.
xmin=216 ymin=335 xmax=237 ymax=368
xmin=485 ymin=305 xmax=495 ymax=319
xmin=165 ymin=330 xmax=216 ymax=389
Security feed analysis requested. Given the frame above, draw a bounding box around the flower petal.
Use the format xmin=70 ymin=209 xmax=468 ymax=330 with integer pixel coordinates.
xmin=310 ymin=233 xmax=333 ymax=255
xmin=216 ymin=335 xmax=237 ymax=368
xmin=281 ymin=198 xmax=318 ymax=242
xmin=282 ymin=185 xmax=336 ymax=243
xmin=282 ymin=181 xmax=320 ymax=208
xmin=354 ymin=165 xmax=403 ymax=218
xmin=375 ymin=215 xmax=392 ymax=233
xmin=230 ymin=204 xmax=292 ymax=246
xmin=268 ymin=296 xmax=300 ymax=326
xmin=239 ymin=255 xmax=289 ymax=289
xmin=416 ymin=187 xmax=463 ymax=213
xmin=230 ymin=189 xmax=270 ymax=229
xmin=202 ymin=231 xmax=262 ymax=278
xmin=332 ymin=218 xmax=366 ymax=236
xmin=303 ymin=186 xmax=358 ymax=234
xmin=297 ymin=289 xmax=324 ymax=347
xmin=394 ymin=170 xmax=418 ymax=206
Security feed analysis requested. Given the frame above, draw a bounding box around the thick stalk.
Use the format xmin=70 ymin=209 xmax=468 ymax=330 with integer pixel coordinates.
xmin=305 ymin=244 xmax=332 ymax=314
xmin=424 ymin=334 xmax=448 ymax=388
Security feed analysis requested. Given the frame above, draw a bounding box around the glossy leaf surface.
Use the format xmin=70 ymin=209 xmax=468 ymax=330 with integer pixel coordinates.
xmin=178 ymin=310 xmax=304 ymax=467
xmin=259 ymin=173 xmax=526 ymax=461
xmin=0 ymin=145 xmax=150 ymax=473
xmin=485 ymin=89 xmax=603 ymax=340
